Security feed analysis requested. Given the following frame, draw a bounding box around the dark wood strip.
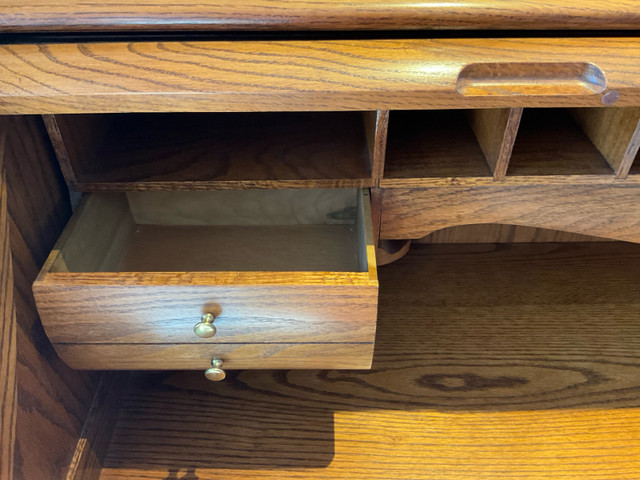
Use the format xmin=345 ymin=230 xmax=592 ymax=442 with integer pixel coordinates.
xmin=0 ymin=117 xmax=17 ymax=480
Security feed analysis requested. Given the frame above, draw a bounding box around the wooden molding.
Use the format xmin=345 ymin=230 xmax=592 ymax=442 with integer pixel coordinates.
xmin=2 ymin=0 xmax=640 ymax=32
xmin=0 ymin=117 xmax=17 ymax=480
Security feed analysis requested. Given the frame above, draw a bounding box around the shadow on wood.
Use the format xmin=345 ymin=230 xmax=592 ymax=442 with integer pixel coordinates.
xmin=99 ymin=242 xmax=640 ymax=478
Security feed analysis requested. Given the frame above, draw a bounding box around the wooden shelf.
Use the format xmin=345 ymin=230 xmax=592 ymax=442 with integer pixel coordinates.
xmin=96 ymin=242 xmax=640 ymax=480
xmin=382 ymin=110 xmax=492 ymax=184
xmin=49 ymin=112 xmax=374 ymax=190
xmin=508 ymin=109 xmax=614 ymax=177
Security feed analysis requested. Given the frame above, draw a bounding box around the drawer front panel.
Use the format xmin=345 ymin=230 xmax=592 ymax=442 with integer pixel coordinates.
xmin=2 ymin=38 xmax=640 ymax=114
xmin=54 ymin=342 xmax=375 ymax=370
xmin=35 ymin=283 xmax=378 ymax=344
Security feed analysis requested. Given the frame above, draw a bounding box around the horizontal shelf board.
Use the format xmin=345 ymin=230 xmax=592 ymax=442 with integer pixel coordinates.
xmin=384 ymin=110 xmax=492 ymax=181
xmin=65 ymin=112 xmax=372 ymax=187
xmin=379 ymin=174 xmax=640 ymax=188
xmin=72 ymin=178 xmax=375 ymax=191
xmin=509 ymin=109 xmax=614 ymax=176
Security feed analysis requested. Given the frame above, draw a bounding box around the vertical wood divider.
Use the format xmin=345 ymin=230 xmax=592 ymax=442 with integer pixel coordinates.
xmin=370 ymin=187 xmax=383 ymax=248
xmin=42 ymin=114 xmax=78 ymax=186
xmin=570 ymin=107 xmax=640 ymax=179
xmin=467 ymin=108 xmax=523 ymax=181
xmin=363 ymin=110 xmax=390 ymax=185
xmin=65 ymin=373 xmax=126 ymax=480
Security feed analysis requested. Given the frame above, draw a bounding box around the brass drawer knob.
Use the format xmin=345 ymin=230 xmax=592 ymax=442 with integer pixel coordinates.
xmin=194 ymin=313 xmax=216 ymax=338
xmin=204 ymin=358 xmax=226 ymax=382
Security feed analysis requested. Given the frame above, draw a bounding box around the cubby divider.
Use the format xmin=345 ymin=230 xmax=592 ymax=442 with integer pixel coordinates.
xmin=570 ymin=107 xmax=640 ymax=179
xmin=467 ymin=108 xmax=522 ymax=181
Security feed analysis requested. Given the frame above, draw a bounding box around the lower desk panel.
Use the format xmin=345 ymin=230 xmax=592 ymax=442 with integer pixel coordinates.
xmin=55 ymin=342 xmax=375 ymax=370
xmin=380 ymin=185 xmax=640 ymax=242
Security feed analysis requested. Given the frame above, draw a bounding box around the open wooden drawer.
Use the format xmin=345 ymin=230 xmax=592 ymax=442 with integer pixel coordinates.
xmin=33 ymin=189 xmax=378 ymax=372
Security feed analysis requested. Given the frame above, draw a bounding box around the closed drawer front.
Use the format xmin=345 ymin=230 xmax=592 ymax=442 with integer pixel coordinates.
xmin=34 ymin=188 xmax=378 ymax=370
xmin=55 ymin=343 xmax=375 ymax=370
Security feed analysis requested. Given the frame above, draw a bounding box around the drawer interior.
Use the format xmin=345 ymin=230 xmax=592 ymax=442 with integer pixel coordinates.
xmin=46 ymin=112 xmax=375 ymax=189
xmin=49 ymin=188 xmax=373 ymax=273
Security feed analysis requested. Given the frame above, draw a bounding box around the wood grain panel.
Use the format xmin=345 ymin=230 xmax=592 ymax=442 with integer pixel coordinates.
xmin=36 ymin=283 xmax=378 ymax=345
xmin=46 ymin=112 xmax=374 ymax=191
xmin=364 ymin=110 xmax=389 ymax=182
xmin=467 ymin=108 xmax=522 ymax=181
xmin=65 ymin=373 xmax=127 ymax=480
xmin=1 ymin=39 xmax=640 ymax=114
xmin=380 ymin=184 xmax=640 ymax=241
xmin=56 ymin=342 xmax=375 ymax=370
xmin=2 ymin=0 xmax=640 ymax=32
xmin=0 ymin=118 xmax=17 ymax=480
xmin=571 ymin=107 xmax=640 ymax=178
xmin=97 ymin=242 xmax=640 ymax=480
xmin=2 ymin=116 xmax=99 ymax=480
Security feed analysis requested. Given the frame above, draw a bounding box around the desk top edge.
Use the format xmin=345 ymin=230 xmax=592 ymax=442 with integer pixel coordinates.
xmin=2 ymin=0 xmax=640 ymax=33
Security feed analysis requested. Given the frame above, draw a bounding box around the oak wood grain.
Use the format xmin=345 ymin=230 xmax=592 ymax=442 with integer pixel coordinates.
xmin=1 ymin=39 xmax=640 ymax=114
xmin=509 ymin=108 xmax=613 ymax=176
xmin=364 ymin=110 xmax=389 ymax=183
xmin=47 ymin=112 xmax=374 ymax=191
xmin=66 ymin=373 xmax=125 ymax=480
xmin=36 ymin=282 xmax=379 ymax=346
xmin=0 ymin=117 xmax=17 ymax=480
xmin=34 ymin=187 xmax=377 ymax=354
xmin=3 ymin=115 xmax=99 ymax=480
xmin=380 ymin=184 xmax=640 ymax=241
xmin=384 ymin=110 xmax=492 ymax=181
xmin=467 ymin=108 xmax=522 ymax=181
xmin=97 ymin=242 xmax=640 ymax=480
xmin=2 ymin=0 xmax=640 ymax=32
xmin=571 ymin=107 xmax=640 ymax=178
xmin=56 ymin=342 xmax=375 ymax=370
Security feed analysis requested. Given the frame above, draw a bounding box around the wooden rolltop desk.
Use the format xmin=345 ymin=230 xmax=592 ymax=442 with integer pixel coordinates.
xmin=2 ymin=2 xmax=640 ymax=479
